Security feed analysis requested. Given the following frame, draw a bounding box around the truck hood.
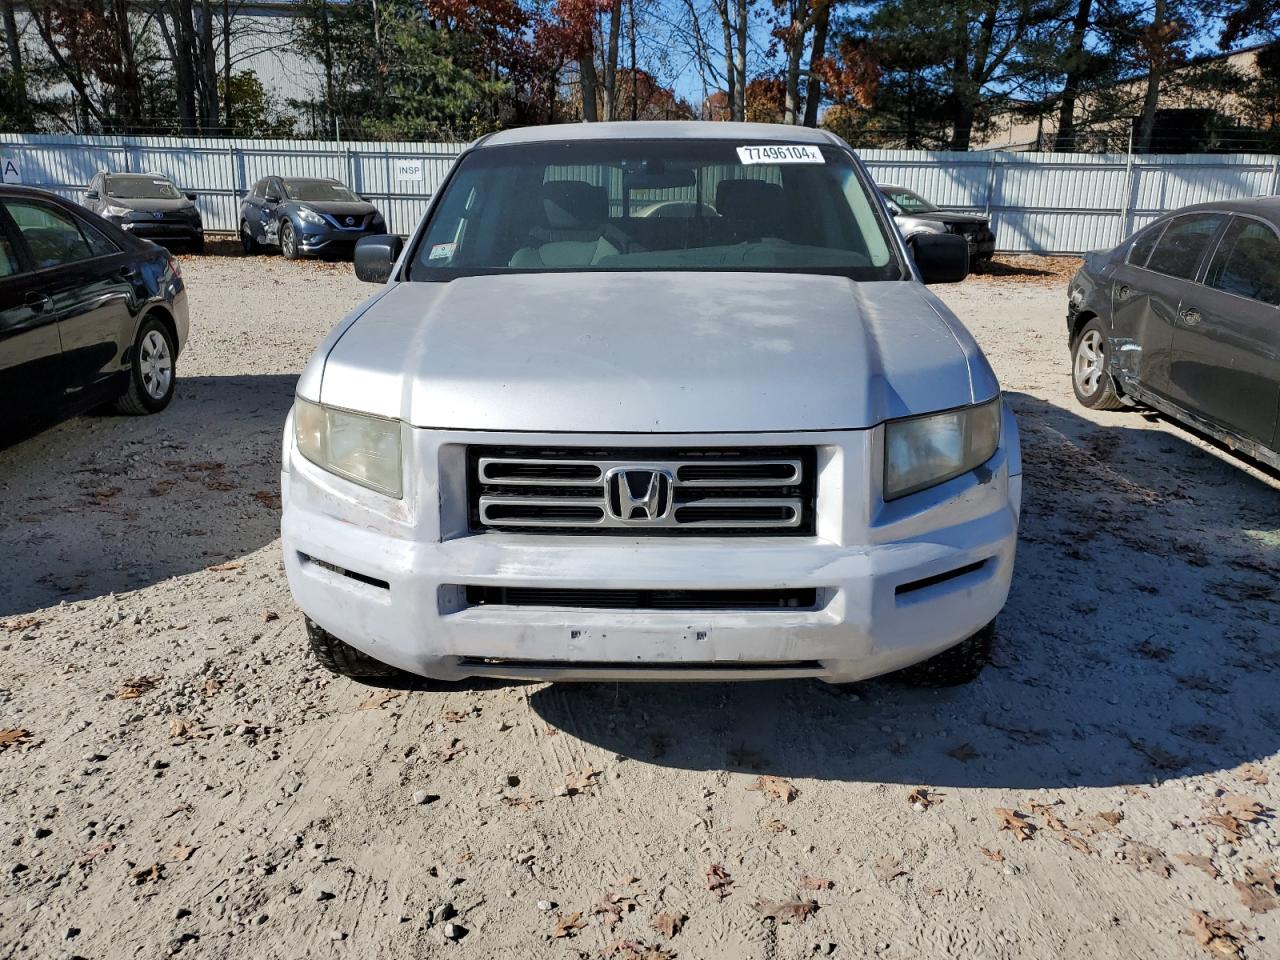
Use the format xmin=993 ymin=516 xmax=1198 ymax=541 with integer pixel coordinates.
xmin=316 ymin=272 xmax=996 ymax=433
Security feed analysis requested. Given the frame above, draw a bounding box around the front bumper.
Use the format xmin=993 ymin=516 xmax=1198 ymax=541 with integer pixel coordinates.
xmin=281 ymin=415 xmax=1022 ymax=684
xmin=296 ymin=223 xmax=383 ymax=254
xmin=119 ymin=219 xmax=203 ymax=241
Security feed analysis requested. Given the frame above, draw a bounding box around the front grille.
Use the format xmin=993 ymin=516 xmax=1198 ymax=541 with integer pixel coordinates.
xmin=467 ymin=445 xmax=816 ymax=536
xmin=462 ymin=585 xmax=819 ymax=610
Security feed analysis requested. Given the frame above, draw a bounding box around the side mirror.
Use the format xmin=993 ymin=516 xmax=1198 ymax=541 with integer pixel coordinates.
xmin=910 ymin=233 xmax=969 ymax=284
xmin=265 ymin=193 xmax=281 ymax=204
xmin=84 ymin=189 xmax=99 ymax=200
xmin=184 ymin=192 xmax=197 ymax=202
xmin=354 ymin=234 xmax=404 ymax=283
xmin=885 ymin=199 xmax=903 ymax=216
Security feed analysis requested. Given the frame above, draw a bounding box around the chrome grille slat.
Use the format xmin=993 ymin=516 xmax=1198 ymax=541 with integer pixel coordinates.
xmin=469 ymin=446 xmax=815 ymax=536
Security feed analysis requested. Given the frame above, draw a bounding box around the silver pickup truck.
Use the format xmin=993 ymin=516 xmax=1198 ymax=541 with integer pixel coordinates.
xmin=281 ymin=122 xmax=1021 ymax=688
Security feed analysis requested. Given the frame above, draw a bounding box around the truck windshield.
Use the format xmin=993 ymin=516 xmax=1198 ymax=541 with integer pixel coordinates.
xmin=407 ymin=139 xmax=904 ymax=281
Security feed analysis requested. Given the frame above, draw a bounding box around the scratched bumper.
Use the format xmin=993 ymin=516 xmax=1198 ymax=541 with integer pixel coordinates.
xmin=280 ymin=414 xmax=1021 ymax=683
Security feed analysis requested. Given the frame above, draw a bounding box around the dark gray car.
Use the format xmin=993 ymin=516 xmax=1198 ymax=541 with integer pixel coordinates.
xmin=83 ymin=172 xmax=204 ymax=251
xmin=1067 ymin=197 xmax=1280 ymax=470
xmin=879 ymin=184 xmax=996 ymax=269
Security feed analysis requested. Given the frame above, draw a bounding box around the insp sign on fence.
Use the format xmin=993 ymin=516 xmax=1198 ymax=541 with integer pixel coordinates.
xmin=1 ymin=132 xmax=1277 ymax=254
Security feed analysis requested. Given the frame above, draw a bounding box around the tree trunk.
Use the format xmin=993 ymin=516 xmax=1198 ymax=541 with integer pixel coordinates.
xmin=1135 ymin=0 xmax=1166 ymax=153
xmin=733 ymin=0 xmax=746 ymax=120
xmin=601 ymin=1 xmax=621 ymax=121
xmin=802 ymin=3 xmax=830 ymax=128
xmin=714 ymin=0 xmax=735 ymax=120
xmin=628 ymin=0 xmax=637 ymax=119
xmin=1054 ymin=0 xmax=1093 ymax=152
xmin=198 ymin=0 xmax=220 ymax=129
xmin=783 ymin=30 xmax=806 ymax=124
xmin=579 ymin=53 xmax=599 ymax=121
xmin=223 ymin=0 xmax=233 ymax=131
xmin=0 ymin=0 xmax=28 ymax=126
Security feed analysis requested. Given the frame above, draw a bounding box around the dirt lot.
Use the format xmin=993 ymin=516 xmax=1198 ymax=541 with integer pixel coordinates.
xmin=1 ymin=251 xmax=1278 ymax=960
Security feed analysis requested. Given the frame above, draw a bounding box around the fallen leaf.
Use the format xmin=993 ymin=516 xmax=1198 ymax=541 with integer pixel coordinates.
xmin=979 ymin=846 xmax=1005 ymax=863
xmin=553 ymin=911 xmax=586 ymax=938
xmin=1177 ymin=854 xmax=1220 ymax=879
xmin=357 ymin=690 xmax=400 ymax=711
xmin=592 ymin=892 xmax=639 ymax=928
xmin=1205 ymin=813 xmax=1248 ymax=844
xmin=91 ymin=486 xmax=123 ymax=505
xmin=165 ymin=845 xmax=197 ymax=863
xmin=199 ymin=678 xmax=220 ymax=697
xmin=994 ymin=808 xmax=1035 ymax=842
xmin=605 ymin=940 xmax=674 ymax=959
xmin=1123 ymin=786 xmax=1150 ymax=798
xmin=1 ymin=615 xmax=44 ymax=632
xmin=168 ymin=716 xmax=194 ymax=739
xmin=746 ymin=775 xmax=799 ymax=804
xmin=705 ymin=863 xmax=733 ymax=899
xmin=455 ymin=851 xmax=473 ymax=864
xmin=0 ymin=729 xmax=31 ymax=752
xmin=1233 ymin=877 xmax=1278 ymax=914
xmin=652 ymin=912 xmax=685 ymax=938
xmin=78 ymin=842 xmax=115 ymax=866
xmin=947 ymin=742 xmax=979 ymax=762
xmin=130 ymin=862 xmax=164 ymax=885
xmin=1061 ymin=834 xmax=1095 ymax=856
xmin=1095 ymin=810 xmax=1124 ymax=827
xmin=564 ymin=764 xmax=601 ymax=794
xmin=752 ymin=898 xmax=818 ymax=924
xmin=618 ymin=874 xmax=641 ymax=885
xmin=872 ymin=855 xmax=905 ymax=882
xmin=800 ymin=874 xmax=834 ymax=890
xmin=1222 ymin=794 xmax=1271 ymax=823
xmin=435 ymin=739 xmax=465 ymax=762
xmin=763 ymin=819 xmax=787 ymax=833
xmin=907 ymin=787 xmax=941 ymax=809
xmin=1239 ymin=764 xmax=1270 ymax=786
xmin=1185 ymin=909 xmax=1248 ymax=958
xmin=1123 ymin=841 xmax=1172 ymax=877
xmin=253 ymin=490 xmax=282 ymax=509
xmin=117 ymin=675 xmax=161 ymax=699
xmin=207 ymin=561 xmax=241 ymax=572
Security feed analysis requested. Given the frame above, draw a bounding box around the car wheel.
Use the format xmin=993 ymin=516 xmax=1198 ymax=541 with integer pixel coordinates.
xmin=1071 ymin=318 xmax=1124 ymax=410
xmin=191 ymin=235 xmax=205 ymax=254
xmin=240 ymin=220 xmax=259 ymax=255
xmin=306 ymin=618 xmax=412 ymax=681
xmin=115 ymin=316 xmax=177 ymax=415
xmin=895 ymin=621 xmax=994 ymax=687
xmin=280 ymin=222 xmax=300 ymax=260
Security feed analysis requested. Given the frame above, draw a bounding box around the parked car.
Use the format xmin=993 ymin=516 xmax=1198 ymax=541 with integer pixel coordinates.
xmin=1068 ymin=198 xmax=1280 ymax=470
xmin=879 ymin=184 xmax=996 ymax=271
xmin=83 ymin=171 xmax=204 ymax=252
xmin=0 ymin=185 xmax=188 ymax=439
xmin=239 ymin=176 xmax=385 ymax=260
xmin=281 ymin=122 xmax=1021 ymax=689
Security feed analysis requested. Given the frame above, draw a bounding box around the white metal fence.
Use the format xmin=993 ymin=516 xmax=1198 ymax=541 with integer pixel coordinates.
xmin=1 ymin=132 xmax=1278 ymax=253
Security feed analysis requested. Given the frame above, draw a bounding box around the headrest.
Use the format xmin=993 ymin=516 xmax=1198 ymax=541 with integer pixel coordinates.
xmin=541 ymin=180 xmax=607 ymax=230
xmin=715 ymin=179 xmax=784 ymax=222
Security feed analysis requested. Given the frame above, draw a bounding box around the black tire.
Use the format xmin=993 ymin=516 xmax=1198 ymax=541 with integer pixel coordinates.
xmin=1071 ymin=317 xmax=1124 ymax=410
xmin=240 ymin=220 xmax=260 ymax=255
xmin=114 ymin=315 xmax=177 ymax=415
xmin=191 ymin=235 xmax=205 ymax=254
xmin=280 ymin=221 xmax=300 ymax=260
xmin=896 ymin=621 xmax=994 ymax=687
xmin=306 ymin=618 xmax=405 ymax=680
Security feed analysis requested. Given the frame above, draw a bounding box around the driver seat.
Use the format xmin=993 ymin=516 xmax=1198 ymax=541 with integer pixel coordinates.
xmin=509 ymin=181 xmax=619 ymax=268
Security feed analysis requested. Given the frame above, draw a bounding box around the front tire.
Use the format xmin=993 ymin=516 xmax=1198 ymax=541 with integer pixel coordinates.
xmin=896 ymin=622 xmax=994 ymax=687
xmin=240 ymin=220 xmax=259 ymax=255
xmin=1071 ymin=318 xmax=1124 ymax=410
xmin=280 ymin=222 xmax=300 ymax=260
xmin=115 ymin=316 xmax=176 ymax=415
xmin=306 ymin=618 xmax=404 ymax=680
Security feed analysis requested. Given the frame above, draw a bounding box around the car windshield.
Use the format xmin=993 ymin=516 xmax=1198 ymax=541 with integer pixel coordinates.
xmin=284 ymin=179 xmax=358 ymax=202
xmin=106 ymin=176 xmax=181 ymax=200
xmin=407 ymin=139 xmax=903 ymax=281
xmin=881 ymin=187 xmax=938 ymax=214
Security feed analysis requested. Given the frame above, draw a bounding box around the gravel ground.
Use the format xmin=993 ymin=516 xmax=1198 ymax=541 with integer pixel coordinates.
xmin=1 ymin=251 xmax=1278 ymax=960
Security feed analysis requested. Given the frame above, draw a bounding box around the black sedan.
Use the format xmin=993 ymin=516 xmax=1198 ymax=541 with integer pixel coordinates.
xmin=83 ymin=171 xmax=204 ymax=251
xmin=879 ymin=184 xmax=996 ymax=269
xmin=239 ymin=176 xmax=385 ymax=260
xmin=0 ymin=185 xmax=189 ymax=440
xmin=1068 ymin=197 xmax=1280 ymax=470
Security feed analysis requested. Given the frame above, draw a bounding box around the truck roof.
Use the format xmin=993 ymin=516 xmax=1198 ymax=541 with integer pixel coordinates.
xmin=480 ymin=121 xmax=840 ymax=149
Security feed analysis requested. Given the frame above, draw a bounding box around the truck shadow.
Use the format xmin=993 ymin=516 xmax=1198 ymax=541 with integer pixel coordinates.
xmin=0 ymin=374 xmax=293 ymax=617
xmin=528 ymin=392 xmax=1280 ymax=789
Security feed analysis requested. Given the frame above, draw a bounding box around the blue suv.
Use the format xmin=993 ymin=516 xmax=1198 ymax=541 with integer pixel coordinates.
xmin=239 ymin=176 xmax=385 ymax=260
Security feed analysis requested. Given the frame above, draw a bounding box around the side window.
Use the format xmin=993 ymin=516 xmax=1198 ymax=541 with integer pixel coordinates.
xmin=1126 ymin=223 xmax=1164 ymax=266
xmin=1205 ymin=218 xmax=1280 ymax=306
xmin=78 ymin=216 xmax=120 ymax=258
xmin=5 ymin=201 xmax=95 ymax=270
xmin=251 ymin=179 xmax=264 ymax=199
xmin=1145 ymin=214 xmax=1224 ymax=280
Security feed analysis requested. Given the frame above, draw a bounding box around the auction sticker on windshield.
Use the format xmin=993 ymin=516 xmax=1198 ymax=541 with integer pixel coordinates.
xmin=736 ymin=145 xmax=824 ymax=165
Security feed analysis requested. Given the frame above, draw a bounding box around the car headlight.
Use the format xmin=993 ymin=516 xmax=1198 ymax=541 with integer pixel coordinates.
xmin=907 ymin=220 xmax=948 ymax=236
xmin=103 ymin=203 xmax=131 ymax=218
xmin=296 ymin=207 xmax=326 ymax=225
xmin=884 ymin=396 xmax=1001 ymax=500
xmin=293 ymin=397 xmax=403 ymax=498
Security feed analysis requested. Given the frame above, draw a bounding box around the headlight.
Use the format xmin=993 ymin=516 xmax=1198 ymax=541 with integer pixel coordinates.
xmin=293 ymin=397 xmax=403 ymax=498
xmin=103 ymin=203 xmax=131 ymax=218
xmin=908 ymin=220 xmax=948 ymax=236
xmin=296 ymin=207 xmax=326 ymax=225
xmin=884 ymin=396 xmax=1001 ymax=500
